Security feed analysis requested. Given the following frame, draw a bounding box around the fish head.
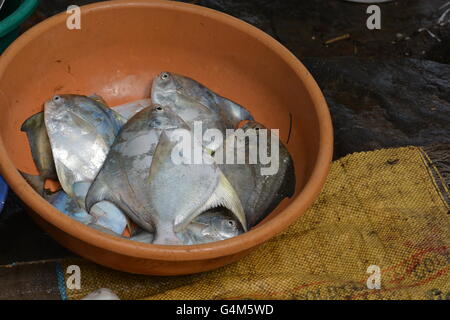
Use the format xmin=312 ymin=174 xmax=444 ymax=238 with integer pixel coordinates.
xmin=44 ymin=94 xmax=73 ymax=115
xmin=152 ymin=72 xmax=205 ymax=105
xmin=153 ymin=72 xmax=180 ymax=92
xmin=206 ymin=209 xmax=244 ymax=239
xmin=154 ymin=71 xmax=206 ymax=94
xmin=151 ymin=72 xmax=181 ymax=105
xmin=44 ymin=94 xmax=105 ymax=121
xmin=177 ymin=209 xmax=244 ymax=244
xmin=134 ymin=104 xmax=187 ymax=130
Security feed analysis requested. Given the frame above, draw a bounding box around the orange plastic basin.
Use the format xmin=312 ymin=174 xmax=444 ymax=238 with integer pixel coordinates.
xmin=0 ymin=0 xmax=333 ymax=275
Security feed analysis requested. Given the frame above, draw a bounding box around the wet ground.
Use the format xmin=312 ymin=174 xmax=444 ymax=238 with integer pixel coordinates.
xmin=1 ymin=0 xmax=449 ymax=264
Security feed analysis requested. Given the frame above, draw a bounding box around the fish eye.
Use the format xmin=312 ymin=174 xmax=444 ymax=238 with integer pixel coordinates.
xmin=227 ymin=220 xmax=236 ymax=227
xmin=160 ymin=72 xmax=170 ymax=80
xmin=53 ymin=95 xmax=61 ymax=102
xmin=155 ymin=106 xmax=163 ymax=111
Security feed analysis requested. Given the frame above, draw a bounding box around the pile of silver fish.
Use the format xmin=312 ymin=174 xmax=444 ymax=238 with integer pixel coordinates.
xmin=20 ymin=72 xmax=295 ymax=245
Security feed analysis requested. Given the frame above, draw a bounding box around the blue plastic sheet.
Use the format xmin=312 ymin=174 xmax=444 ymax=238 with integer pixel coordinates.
xmin=0 ymin=175 xmax=7 ymax=214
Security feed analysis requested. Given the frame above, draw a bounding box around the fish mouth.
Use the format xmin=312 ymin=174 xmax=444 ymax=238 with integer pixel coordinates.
xmin=174 ymin=173 xmax=247 ymax=233
xmin=44 ymin=100 xmax=55 ymax=110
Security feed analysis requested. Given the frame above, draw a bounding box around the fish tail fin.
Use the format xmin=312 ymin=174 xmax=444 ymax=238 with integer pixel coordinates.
xmin=220 ymin=98 xmax=254 ymax=127
xmin=20 ymin=171 xmax=46 ymax=196
xmin=181 ymin=173 xmax=247 ymax=232
xmin=214 ymin=173 xmax=247 ymax=231
xmin=152 ymin=229 xmax=183 ymax=245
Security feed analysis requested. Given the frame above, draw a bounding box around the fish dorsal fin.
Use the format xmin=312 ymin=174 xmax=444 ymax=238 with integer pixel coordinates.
xmin=88 ymin=94 xmax=108 ymax=106
xmin=89 ymin=94 xmax=127 ymax=127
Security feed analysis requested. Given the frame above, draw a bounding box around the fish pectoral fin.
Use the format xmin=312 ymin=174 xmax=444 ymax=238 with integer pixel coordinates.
xmin=88 ymin=93 xmax=127 ymax=126
xmin=88 ymin=94 xmax=108 ymax=106
xmin=147 ymin=130 xmax=174 ymax=182
xmin=174 ymin=173 xmax=247 ymax=232
xmin=219 ymin=98 xmax=254 ymax=126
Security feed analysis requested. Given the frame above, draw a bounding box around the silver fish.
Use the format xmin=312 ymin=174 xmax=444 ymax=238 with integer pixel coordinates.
xmin=217 ymin=121 xmax=296 ymax=229
xmin=145 ymin=130 xmax=245 ymax=245
xmin=152 ymin=73 xmax=226 ymax=151
xmin=44 ymin=94 xmax=124 ymax=205
xmin=152 ymin=72 xmax=253 ymax=129
xmin=48 ymin=187 xmax=127 ymax=235
xmin=21 ymin=112 xmax=57 ymax=180
xmin=85 ymin=105 xmax=187 ymax=236
xmin=176 ymin=209 xmax=243 ymax=245
xmin=86 ymin=105 xmax=246 ymax=245
xmin=20 ymin=95 xmax=130 ymax=183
